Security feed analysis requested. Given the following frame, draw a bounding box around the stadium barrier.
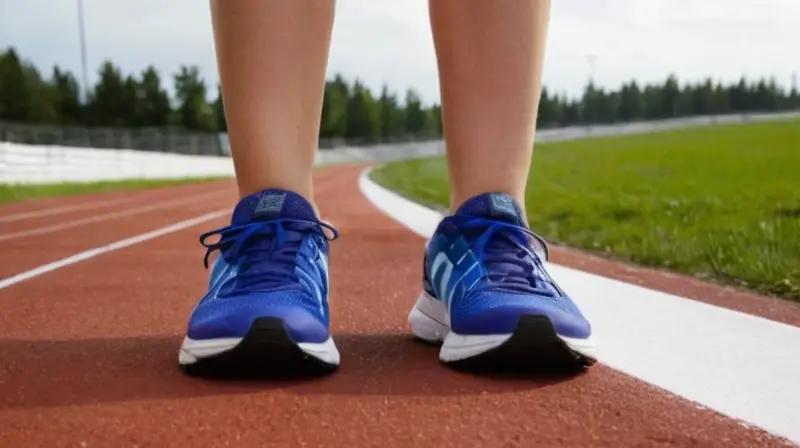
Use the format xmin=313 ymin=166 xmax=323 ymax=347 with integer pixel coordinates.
xmin=1 ymin=111 xmax=797 ymax=185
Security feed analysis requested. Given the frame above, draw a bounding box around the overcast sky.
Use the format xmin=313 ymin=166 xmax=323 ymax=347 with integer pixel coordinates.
xmin=1 ymin=0 xmax=798 ymax=105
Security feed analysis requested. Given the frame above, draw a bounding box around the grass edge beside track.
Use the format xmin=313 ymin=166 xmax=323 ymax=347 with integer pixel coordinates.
xmin=368 ymin=120 xmax=800 ymax=302
xmin=0 ymin=176 xmax=232 ymax=205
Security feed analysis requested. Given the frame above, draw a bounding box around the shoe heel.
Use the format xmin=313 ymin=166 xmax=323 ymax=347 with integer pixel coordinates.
xmin=408 ymin=293 xmax=449 ymax=343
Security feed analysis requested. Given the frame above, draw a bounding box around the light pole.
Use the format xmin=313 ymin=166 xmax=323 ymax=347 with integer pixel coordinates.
xmin=583 ymin=54 xmax=596 ymax=128
xmin=77 ymin=0 xmax=89 ymax=103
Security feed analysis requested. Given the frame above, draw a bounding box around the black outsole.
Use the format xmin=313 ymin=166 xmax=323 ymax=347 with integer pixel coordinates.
xmin=445 ymin=315 xmax=596 ymax=374
xmin=180 ymin=317 xmax=339 ymax=379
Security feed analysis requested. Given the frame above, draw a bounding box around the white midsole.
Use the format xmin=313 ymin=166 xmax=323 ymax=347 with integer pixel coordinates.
xmin=408 ymin=291 xmax=597 ymax=362
xmin=178 ymin=334 xmax=340 ymax=366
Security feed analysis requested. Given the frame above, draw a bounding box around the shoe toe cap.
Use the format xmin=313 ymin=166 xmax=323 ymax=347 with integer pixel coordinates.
xmin=451 ymin=292 xmax=592 ymax=339
xmin=187 ymin=294 xmax=329 ymax=343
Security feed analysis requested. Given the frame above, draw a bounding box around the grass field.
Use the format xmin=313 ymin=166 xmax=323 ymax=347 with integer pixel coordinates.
xmin=370 ymin=120 xmax=800 ymax=301
xmin=0 ymin=177 xmax=226 ymax=205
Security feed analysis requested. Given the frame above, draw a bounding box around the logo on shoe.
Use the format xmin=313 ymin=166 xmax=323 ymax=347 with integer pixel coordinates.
xmin=428 ymin=237 xmax=481 ymax=309
xmin=294 ymin=248 xmax=329 ymax=318
xmin=207 ymin=257 xmax=239 ymax=299
xmin=490 ymin=194 xmax=519 ymax=219
xmin=253 ymin=192 xmax=286 ymax=218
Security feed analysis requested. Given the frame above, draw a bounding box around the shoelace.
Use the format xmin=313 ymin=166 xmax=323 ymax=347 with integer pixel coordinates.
xmin=454 ymin=215 xmax=558 ymax=297
xmin=199 ymin=218 xmax=338 ymax=291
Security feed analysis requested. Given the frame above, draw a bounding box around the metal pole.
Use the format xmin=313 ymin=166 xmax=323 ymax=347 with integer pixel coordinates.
xmin=587 ymin=54 xmax=596 ymax=86
xmin=77 ymin=0 xmax=90 ymax=103
xmin=584 ymin=54 xmax=596 ymax=127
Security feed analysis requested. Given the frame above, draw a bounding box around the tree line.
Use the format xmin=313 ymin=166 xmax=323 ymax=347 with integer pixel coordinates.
xmin=540 ymin=74 xmax=800 ymax=127
xmin=0 ymin=46 xmax=442 ymax=145
xmin=2 ymin=46 xmax=799 ymax=143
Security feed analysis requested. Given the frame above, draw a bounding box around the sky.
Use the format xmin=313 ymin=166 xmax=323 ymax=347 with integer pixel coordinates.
xmin=1 ymin=0 xmax=798 ymax=105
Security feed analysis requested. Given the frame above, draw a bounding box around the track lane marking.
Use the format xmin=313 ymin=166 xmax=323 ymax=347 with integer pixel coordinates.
xmin=0 ymin=181 xmax=232 ymax=224
xmin=0 ymin=197 xmax=139 ymax=223
xmin=357 ymin=166 xmax=800 ymax=445
xmin=0 ymin=209 xmax=230 ymax=290
xmin=0 ymin=169 xmax=347 ymax=290
xmin=0 ymin=191 xmax=230 ymax=242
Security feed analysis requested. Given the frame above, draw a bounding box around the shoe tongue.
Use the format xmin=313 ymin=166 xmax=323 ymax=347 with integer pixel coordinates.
xmin=454 ymin=193 xmax=527 ymax=227
xmin=455 ymin=193 xmax=551 ymax=293
xmin=231 ymin=189 xmax=317 ymax=225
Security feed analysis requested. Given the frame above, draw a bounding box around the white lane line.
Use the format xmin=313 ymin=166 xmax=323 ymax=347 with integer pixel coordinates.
xmin=0 ymin=181 xmax=230 ymax=224
xmin=0 ymin=168 xmax=347 ymax=290
xmin=357 ymin=167 xmax=800 ymax=445
xmin=0 ymin=209 xmax=230 ymax=290
xmin=0 ymin=191 xmax=230 ymax=242
xmin=0 ymin=168 xmax=350 ymax=290
xmin=0 ymin=197 xmax=139 ymax=223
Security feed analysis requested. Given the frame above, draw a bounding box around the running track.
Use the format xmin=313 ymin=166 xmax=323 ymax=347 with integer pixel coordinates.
xmin=1 ymin=164 xmax=798 ymax=447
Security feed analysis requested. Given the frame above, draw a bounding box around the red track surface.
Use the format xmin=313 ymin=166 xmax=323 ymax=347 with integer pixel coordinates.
xmin=1 ymin=164 xmax=797 ymax=447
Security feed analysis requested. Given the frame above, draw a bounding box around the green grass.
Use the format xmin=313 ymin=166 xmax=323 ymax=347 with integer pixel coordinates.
xmin=370 ymin=120 xmax=800 ymax=301
xmin=0 ymin=176 xmax=229 ymax=205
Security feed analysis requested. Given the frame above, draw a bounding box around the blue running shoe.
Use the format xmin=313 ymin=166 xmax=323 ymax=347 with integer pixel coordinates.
xmin=408 ymin=192 xmax=596 ymax=368
xmin=178 ymin=188 xmax=340 ymax=373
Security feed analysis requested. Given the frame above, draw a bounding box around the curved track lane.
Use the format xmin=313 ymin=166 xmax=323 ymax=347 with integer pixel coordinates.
xmin=0 ymin=164 xmax=795 ymax=447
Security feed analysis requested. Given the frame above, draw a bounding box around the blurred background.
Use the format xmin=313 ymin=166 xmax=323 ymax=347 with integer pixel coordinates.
xmin=1 ymin=0 xmax=798 ymax=299
xmin=1 ymin=4 xmax=799 ymax=444
xmin=1 ymin=0 xmax=798 ymax=155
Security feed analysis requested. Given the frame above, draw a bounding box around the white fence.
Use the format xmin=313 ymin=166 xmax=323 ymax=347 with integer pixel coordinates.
xmin=0 ymin=144 xmax=236 ymax=184
xmin=2 ymin=111 xmax=798 ymax=185
xmin=312 ymin=110 xmax=800 ymax=166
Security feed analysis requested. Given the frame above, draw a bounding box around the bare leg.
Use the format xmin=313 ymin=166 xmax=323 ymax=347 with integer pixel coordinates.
xmin=412 ymin=1 xmax=595 ymax=368
xmin=179 ymin=0 xmax=341 ymax=373
xmin=429 ymin=0 xmax=551 ymax=215
xmin=211 ymin=0 xmax=335 ymax=205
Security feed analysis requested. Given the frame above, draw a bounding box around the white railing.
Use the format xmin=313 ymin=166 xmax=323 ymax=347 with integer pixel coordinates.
xmin=0 ymin=144 xmax=235 ymax=184
xmin=2 ymin=111 xmax=798 ymax=185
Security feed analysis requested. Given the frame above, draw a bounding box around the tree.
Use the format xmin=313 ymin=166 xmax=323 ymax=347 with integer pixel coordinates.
xmin=538 ymin=87 xmax=560 ymax=127
xmin=690 ymin=79 xmax=715 ymax=116
xmin=135 ymin=66 xmax=171 ymax=127
xmin=378 ymin=84 xmax=404 ymax=141
xmin=423 ymin=104 xmax=442 ymax=138
xmin=403 ymin=89 xmax=426 ymax=136
xmin=212 ymin=84 xmax=226 ymax=132
xmin=50 ymin=66 xmax=83 ymax=124
xmin=173 ymin=65 xmax=214 ymax=132
xmin=661 ymin=74 xmax=681 ymax=118
xmin=0 ymin=48 xmax=33 ymax=122
xmin=345 ymin=79 xmax=380 ymax=142
xmin=320 ymin=74 xmax=349 ymax=139
xmin=86 ymin=60 xmax=129 ymax=126
xmin=618 ymin=80 xmax=644 ymax=122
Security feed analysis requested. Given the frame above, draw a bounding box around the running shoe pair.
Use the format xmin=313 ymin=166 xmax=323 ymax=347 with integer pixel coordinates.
xmin=178 ymin=188 xmax=595 ymax=373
